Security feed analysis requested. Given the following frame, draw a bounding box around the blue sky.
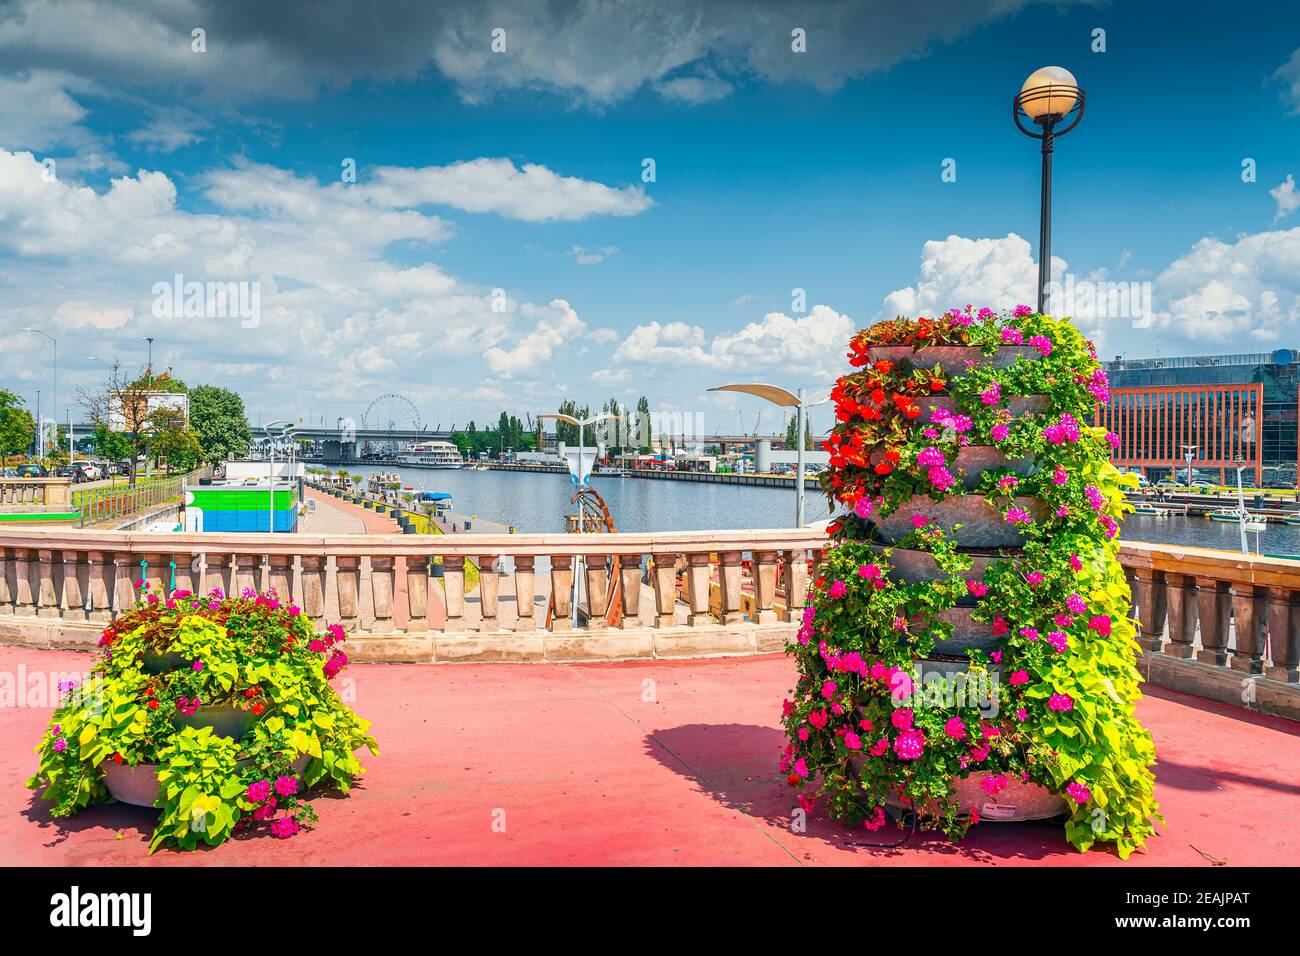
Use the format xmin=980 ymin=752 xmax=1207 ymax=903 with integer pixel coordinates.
xmin=2 ymin=0 xmax=1299 ymax=437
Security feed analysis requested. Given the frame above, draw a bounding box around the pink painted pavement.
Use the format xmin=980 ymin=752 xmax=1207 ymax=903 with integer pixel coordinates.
xmin=2 ymin=645 xmax=1296 ymax=866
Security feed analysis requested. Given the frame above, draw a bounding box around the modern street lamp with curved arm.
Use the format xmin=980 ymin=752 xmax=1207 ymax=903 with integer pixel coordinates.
xmin=1014 ymin=65 xmax=1085 ymax=314
xmin=708 ymin=383 xmax=829 ymax=528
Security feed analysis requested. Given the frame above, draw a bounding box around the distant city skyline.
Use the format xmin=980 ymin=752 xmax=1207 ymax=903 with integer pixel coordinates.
xmin=2 ymin=0 xmax=1299 ymax=436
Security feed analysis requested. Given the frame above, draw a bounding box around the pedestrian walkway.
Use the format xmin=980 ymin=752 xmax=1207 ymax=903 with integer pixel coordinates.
xmin=6 ymin=645 xmax=1296 ymax=865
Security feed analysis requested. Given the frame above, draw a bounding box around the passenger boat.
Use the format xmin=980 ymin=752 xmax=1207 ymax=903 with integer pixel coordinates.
xmin=397 ymin=441 xmax=464 ymax=469
xmin=1132 ymin=504 xmax=1161 ymax=516
xmin=368 ymin=472 xmax=402 ymax=490
xmin=1282 ymin=514 xmax=1300 ymax=527
xmin=1208 ymin=507 xmax=1257 ymax=523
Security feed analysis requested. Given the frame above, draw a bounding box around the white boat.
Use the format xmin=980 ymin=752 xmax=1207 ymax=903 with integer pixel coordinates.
xmin=397 ymin=440 xmax=464 ymax=469
xmin=1209 ymin=507 xmax=1258 ymax=523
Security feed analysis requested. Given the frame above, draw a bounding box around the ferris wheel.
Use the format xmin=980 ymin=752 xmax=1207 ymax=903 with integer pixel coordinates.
xmin=362 ymin=393 xmax=422 ymax=434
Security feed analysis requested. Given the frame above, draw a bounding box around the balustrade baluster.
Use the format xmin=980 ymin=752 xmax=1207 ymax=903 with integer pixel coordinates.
xmin=753 ymin=550 xmax=778 ymax=624
xmin=1265 ymin=587 xmax=1298 ymax=683
xmin=441 ymin=556 xmax=466 ymax=632
xmin=36 ymin=549 xmax=59 ymax=619
xmin=619 ymin=554 xmax=643 ymax=629
xmin=335 ymin=555 xmax=361 ymax=631
xmin=404 ymin=556 xmax=430 ymax=632
xmin=475 ymin=555 xmax=501 ymax=631
xmin=112 ymin=551 xmax=136 ymax=615
xmin=1133 ymin=567 xmax=1168 ymax=653
xmin=301 ymin=555 xmax=327 ymax=622
xmin=719 ymin=550 xmax=745 ymax=624
xmin=1194 ymin=577 xmax=1231 ymax=666
xmin=783 ymin=548 xmax=810 ymax=619
xmin=585 ymin=554 xmax=610 ymax=629
xmin=1229 ymin=583 xmax=1265 ymax=675
xmin=370 ymin=555 xmax=395 ymax=631
xmin=268 ymin=554 xmax=293 ymax=602
xmin=0 ymin=548 xmax=12 ymax=615
xmin=12 ymin=548 xmax=34 ymax=616
xmin=513 ymin=555 xmax=535 ymax=631
xmin=61 ymin=551 xmax=86 ymax=622
xmin=686 ymin=552 xmax=712 ymax=626
xmin=1164 ymin=572 xmax=1198 ymax=659
xmin=650 ymin=552 xmax=678 ymax=628
xmin=86 ymin=550 xmax=111 ymax=623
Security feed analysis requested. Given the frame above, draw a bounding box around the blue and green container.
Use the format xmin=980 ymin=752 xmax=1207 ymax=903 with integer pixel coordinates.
xmin=184 ymin=484 xmax=298 ymax=533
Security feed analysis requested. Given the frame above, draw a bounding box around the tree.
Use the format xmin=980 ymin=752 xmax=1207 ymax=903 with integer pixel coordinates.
xmin=147 ymin=409 xmax=204 ymax=471
xmin=635 ymin=396 xmax=651 ymax=453
xmin=0 ymin=389 xmax=35 ymax=467
xmin=77 ymin=361 xmax=187 ymax=486
xmin=189 ymin=385 xmax=251 ymax=463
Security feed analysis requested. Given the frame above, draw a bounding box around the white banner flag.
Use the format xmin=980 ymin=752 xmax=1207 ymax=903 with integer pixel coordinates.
xmin=563 ymin=449 xmax=596 ymax=487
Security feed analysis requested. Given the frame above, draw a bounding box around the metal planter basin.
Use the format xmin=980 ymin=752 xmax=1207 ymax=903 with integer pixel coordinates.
xmin=923 ymin=395 xmax=1049 ymax=420
xmin=875 ymin=446 xmax=1037 ymax=491
xmin=102 ymin=753 xmax=311 ymax=809
xmin=873 ymin=495 xmax=1047 ymax=547
xmin=866 ymin=345 xmax=1040 ymax=376
xmin=872 ymin=545 xmax=1016 ymax=605
xmin=886 ymin=772 xmax=1068 ymax=823
xmin=930 ymin=606 xmax=998 ymax=655
xmin=174 ymin=704 xmax=258 ymax=741
xmin=871 ymin=544 xmax=1010 ymax=585
xmin=141 ymin=650 xmax=188 ymax=674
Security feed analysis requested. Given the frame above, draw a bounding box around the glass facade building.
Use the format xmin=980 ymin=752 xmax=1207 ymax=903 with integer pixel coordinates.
xmin=1099 ymin=350 xmax=1300 ymax=479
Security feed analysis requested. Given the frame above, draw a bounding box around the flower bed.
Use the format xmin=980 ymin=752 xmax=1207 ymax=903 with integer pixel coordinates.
xmin=782 ymin=305 xmax=1160 ymax=857
xmin=27 ymin=586 xmax=378 ymax=852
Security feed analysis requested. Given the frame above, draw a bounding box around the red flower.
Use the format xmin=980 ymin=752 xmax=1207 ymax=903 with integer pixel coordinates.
xmin=147 ymin=699 xmax=159 ymax=711
xmin=113 ymin=752 xmax=123 ymax=764
xmin=787 ymin=773 xmax=800 ymax=786
xmin=251 ymin=702 xmax=266 ymax=716
xmin=874 ymin=462 xmax=892 ymax=475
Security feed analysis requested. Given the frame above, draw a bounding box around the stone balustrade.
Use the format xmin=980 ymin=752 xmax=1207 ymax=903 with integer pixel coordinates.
xmin=0 ymin=527 xmax=1295 ymax=717
xmin=0 ymin=477 xmax=72 ymax=507
xmin=0 ymin=526 xmax=822 ymax=663
xmin=1118 ymin=541 xmax=1299 ymax=719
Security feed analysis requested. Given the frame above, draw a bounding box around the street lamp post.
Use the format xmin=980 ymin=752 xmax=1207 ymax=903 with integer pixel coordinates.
xmin=1014 ymin=66 xmax=1085 ymax=314
xmin=264 ymin=419 xmax=293 ymax=533
xmin=539 ymin=411 xmax=620 ymax=626
xmin=708 ymin=383 xmax=829 ymax=527
xmin=21 ymin=328 xmax=56 ymax=458
xmin=1233 ymin=458 xmax=1252 ymax=556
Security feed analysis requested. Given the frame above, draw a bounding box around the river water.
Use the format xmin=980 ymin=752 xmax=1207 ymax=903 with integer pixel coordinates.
xmin=340 ymin=464 xmax=1300 ymax=555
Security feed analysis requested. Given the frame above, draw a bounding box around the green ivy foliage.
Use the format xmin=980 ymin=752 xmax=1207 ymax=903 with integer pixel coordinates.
xmin=784 ymin=306 xmax=1161 ymax=858
xmin=27 ymin=589 xmax=378 ymax=852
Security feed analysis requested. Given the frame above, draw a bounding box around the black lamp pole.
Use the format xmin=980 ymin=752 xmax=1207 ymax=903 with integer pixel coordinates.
xmin=1015 ymin=73 xmax=1084 ymax=315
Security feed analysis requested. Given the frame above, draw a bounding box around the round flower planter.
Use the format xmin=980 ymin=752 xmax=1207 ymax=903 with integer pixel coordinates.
xmin=174 ymin=704 xmax=258 ymax=740
xmin=101 ymin=754 xmax=311 ymax=809
xmin=922 ymin=394 xmax=1049 ymax=421
xmin=872 ymin=495 xmax=1048 ymax=547
xmin=141 ymin=650 xmax=188 ymax=674
xmin=865 ymin=345 xmax=1040 ymax=376
xmin=870 ymin=544 xmax=1009 ymax=587
xmin=872 ymin=445 xmax=1036 ymax=491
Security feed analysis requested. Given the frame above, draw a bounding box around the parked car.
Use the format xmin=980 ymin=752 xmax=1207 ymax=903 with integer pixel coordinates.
xmin=1155 ymin=478 xmax=1182 ymax=490
xmin=15 ymin=463 xmax=48 ymax=478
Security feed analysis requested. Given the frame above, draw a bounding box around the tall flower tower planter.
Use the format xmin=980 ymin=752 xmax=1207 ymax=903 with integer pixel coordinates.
xmin=782 ymin=306 xmax=1161 ymax=857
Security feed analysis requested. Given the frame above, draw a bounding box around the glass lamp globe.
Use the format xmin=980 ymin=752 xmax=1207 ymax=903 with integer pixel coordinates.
xmin=1019 ymin=66 xmax=1079 ymax=121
